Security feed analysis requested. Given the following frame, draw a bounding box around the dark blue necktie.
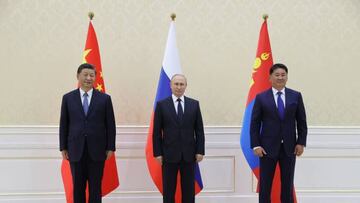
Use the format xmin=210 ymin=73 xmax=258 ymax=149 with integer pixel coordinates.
xmin=83 ymin=92 xmax=89 ymax=116
xmin=277 ymin=91 xmax=284 ymax=120
xmin=177 ymin=98 xmax=183 ymax=122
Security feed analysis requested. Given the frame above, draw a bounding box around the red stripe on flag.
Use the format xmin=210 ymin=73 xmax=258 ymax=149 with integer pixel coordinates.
xmin=145 ymin=113 xmax=164 ymax=193
xmin=61 ymin=160 xmax=73 ymax=203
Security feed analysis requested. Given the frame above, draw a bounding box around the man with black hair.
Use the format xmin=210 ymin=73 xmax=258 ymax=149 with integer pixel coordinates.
xmin=59 ymin=63 xmax=116 ymax=203
xmin=251 ymin=63 xmax=307 ymax=203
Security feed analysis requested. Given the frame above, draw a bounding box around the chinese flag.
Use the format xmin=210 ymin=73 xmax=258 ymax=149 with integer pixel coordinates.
xmin=61 ymin=19 xmax=119 ymax=203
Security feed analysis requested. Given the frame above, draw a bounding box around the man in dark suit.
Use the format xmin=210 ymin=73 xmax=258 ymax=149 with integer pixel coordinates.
xmin=153 ymin=74 xmax=205 ymax=203
xmin=250 ymin=63 xmax=307 ymax=203
xmin=59 ymin=63 xmax=116 ymax=203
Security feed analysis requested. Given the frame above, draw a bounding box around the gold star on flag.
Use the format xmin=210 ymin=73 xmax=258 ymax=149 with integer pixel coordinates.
xmin=96 ymin=83 xmax=103 ymax=92
xmin=82 ymin=49 xmax=92 ymax=63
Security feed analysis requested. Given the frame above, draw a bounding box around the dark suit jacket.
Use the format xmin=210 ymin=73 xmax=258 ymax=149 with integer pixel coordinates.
xmin=153 ymin=96 xmax=205 ymax=163
xmin=250 ymin=88 xmax=307 ymax=158
xmin=59 ymin=89 xmax=116 ymax=162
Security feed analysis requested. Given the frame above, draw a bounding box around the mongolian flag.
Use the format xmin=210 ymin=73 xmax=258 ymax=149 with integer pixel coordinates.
xmin=61 ymin=13 xmax=119 ymax=203
xmin=145 ymin=15 xmax=203 ymax=203
xmin=240 ymin=15 xmax=298 ymax=203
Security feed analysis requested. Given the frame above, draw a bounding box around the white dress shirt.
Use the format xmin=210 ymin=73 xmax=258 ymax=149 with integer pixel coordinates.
xmin=172 ymin=94 xmax=185 ymax=114
xmin=79 ymin=88 xmax=93 ymax=106
xmin=272 ymin=87 xmax=285 ymax=107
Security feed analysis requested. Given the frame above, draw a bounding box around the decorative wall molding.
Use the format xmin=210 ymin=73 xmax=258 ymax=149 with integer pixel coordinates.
xmin=0 ymin=125 xmax=359 ymax=202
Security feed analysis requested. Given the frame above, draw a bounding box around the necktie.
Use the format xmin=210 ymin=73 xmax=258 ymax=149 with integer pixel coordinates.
xmin=177 ymin=98 xmax=183 ymax=122
xmin=277 ymin=91 xmax=285 ymax=120
xmin=83 ymin=92 xmax=89 ymax=116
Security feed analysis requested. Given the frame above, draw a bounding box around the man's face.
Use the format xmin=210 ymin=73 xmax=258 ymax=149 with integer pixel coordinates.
xmin=269 ymin=68 xmax=288 ymax=90
xmin=170 ymin=75 xmax=187 ymax=97
xmin=77 ymin=68 xmax=96 ymax=90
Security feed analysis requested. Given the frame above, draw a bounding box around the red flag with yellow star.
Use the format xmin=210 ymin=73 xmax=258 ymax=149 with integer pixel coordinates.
xmin=61 ymin=18 xmax=119 ymax=203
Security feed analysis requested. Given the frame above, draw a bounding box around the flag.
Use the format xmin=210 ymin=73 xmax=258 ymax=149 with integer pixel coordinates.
xmin=145 ymin=17 xmax=203 ymax=203
xmin=61 ymin=15 xmax=119 ymax=203
xmin=240 ymin=15 xmax=297 ymax=203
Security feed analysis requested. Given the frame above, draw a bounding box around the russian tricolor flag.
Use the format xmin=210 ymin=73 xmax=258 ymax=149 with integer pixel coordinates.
xmin=145 ymin=17 xmax=203 ymax=203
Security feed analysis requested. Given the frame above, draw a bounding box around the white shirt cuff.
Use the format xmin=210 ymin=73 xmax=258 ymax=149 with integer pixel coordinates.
xmin=253 ymin=146 xmax=261 ymax=150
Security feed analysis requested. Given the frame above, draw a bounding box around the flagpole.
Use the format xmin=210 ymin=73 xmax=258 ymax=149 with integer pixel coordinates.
xmin=171 ymin=13 xmax=176 ymax=21
xmin=88 ymin=11 xmax=94 ymax=20
xmin=263 ymin=14 xmax=268 ymax=21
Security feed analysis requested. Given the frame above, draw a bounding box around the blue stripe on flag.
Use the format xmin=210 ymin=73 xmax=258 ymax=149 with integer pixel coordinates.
xmin=194 ymin=163 xmax=203 ymax=189
xmin=240 ymin=100 xmax=259 ymax=170
xmin=154 ymin=67 xmax=172 ymax=108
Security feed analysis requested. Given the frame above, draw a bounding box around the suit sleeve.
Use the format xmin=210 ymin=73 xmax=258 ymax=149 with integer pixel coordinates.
xmin=195 ymin=101 xmax=205 ymax=155
xmin=250 ymin=95 xmax=262 ymax=149
xmin=59 ymin=95 xmax=69 ymax=151
xmin=106 ymin=95 xmax=116 ymax=151
xmin=296 ymin=93 xmax=307 ymax=146
xmin=152 ymin=102 xmax=163 ymax=157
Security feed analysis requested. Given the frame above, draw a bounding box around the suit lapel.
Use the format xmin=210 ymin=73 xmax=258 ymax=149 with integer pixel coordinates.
xmin=73 ymin=89 xmax=86 ymax=117
xmin=183 ymin=96 xmax=190 ymax=123
xmin=284 ymin=88 xmax=293 ymax=118
xmin=166 ymin=97 xmax=179 ymax=125
xmin=266 ymin=89 xmax=280 ymax=120
xmin=86 ymin=89 xmax=98 ymax=117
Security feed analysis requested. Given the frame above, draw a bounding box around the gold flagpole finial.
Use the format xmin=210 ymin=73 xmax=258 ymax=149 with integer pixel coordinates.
xmin=262 ymin=14 xmax=269 ymax=21
xmin=171 ymin=13 xmax=176 ymax=21
xmin=88 ymin=12 xmax=95 ymax=20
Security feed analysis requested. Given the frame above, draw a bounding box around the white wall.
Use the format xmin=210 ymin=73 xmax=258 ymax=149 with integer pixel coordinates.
xmin=1 ymin=0 xmax=360 ymax=126
xmin=0 ymin=126 xmax=359 ymax=203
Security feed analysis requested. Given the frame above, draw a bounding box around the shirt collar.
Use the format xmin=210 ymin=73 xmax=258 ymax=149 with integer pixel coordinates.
xmin=272 ymin=87 xmax=285 ymax=96
xmin=79 ymin=88 xmax=94 ymax=97
xmin=172 ymin=94 xmax=185 ymax=102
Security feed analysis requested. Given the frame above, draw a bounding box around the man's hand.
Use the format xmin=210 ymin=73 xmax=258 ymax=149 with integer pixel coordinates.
xmin=106 ymin=151 xmax=114 ymax=160
xmin=195 ymin=154 xmax=204 ymax=162
xmin=61 ymin=150 xmax=69 ymax=160
xmin=294 ymin=144 xmax=304 ymax=156
xmin=253 ymin=147 xmax=267 ymax=157
xmin=155 ymin=156 xmax=163 ymax=165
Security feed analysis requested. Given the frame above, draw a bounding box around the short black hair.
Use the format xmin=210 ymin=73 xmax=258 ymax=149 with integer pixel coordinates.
xmin=77 ymin=63 xmax=96 ymax=75
xmin=270 ymin=63 xmax=288 ymax=75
